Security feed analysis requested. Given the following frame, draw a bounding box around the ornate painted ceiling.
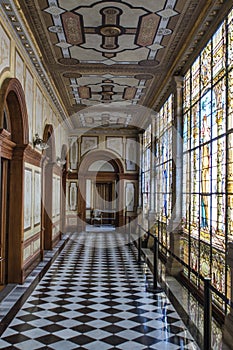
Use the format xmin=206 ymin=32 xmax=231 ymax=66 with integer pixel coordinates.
xmin=2 ymin=0 xmax=229 ymax=130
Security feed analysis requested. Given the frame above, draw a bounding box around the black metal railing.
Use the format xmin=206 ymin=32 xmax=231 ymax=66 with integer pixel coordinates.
xmin=137 ymin=225 xmax=163 ymax=293
xmin=131 ymin=223 xmax=233 ymax=350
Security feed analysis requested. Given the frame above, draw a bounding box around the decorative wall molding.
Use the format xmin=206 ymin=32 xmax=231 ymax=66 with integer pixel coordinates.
xmin=0 ymin=22 xmax=10 ymax=75
xmin=24 ymin=145 xmax=42 ymax=166
xmin=125 ymin=182 xmax=135 ymax=211
xmin=81 ymin=136 xmax=98 ymax=157
xmin=69 ymin=182 xmax=78 ymax=211
xmin=106 ymin=137 xmax=123 ymax=157
xmin=126 ymin=137 xmax=137 ymax=171
xmin=24 ymin=168 xmax=32 ymax=230
xmin=34 ymin=171 xmax=41 ymax=226
xmin=0 ymin=129 xmax=16 ymax=159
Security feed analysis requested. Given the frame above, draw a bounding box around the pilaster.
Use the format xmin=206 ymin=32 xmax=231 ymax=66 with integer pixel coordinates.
xmin=223 ymin=242 xmax=233 ymax=349
xmin=166 ymin=76 xmax=184 ymax=276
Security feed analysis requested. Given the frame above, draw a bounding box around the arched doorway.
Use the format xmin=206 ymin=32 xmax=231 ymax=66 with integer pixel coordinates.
xmin=0 ymin=108 xmax=13 ymax=287
xmin=0 ymin=78 xmax=29 ymax=284
xmin=78 ymin=150 xmax=125 ymax=231
xmin=41 ymin=124 xmax=56 ymax=250
xmin=60 ymin=144 xmax=68 ymax=234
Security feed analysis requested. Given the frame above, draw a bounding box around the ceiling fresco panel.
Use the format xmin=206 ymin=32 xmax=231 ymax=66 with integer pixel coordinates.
xmin=6 ymin=0 xmax=227 ymax=128
xmin=34 ymin=0 xmax=182 ymax=114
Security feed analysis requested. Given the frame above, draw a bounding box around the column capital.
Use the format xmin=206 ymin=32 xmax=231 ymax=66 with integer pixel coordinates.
xmin=138 ymin=133 xmax=143 ymax=142
xmin=173 ymin=75 xmax=184 ymax=89
xmin=68 ymin=136 xmax=78 ymax=147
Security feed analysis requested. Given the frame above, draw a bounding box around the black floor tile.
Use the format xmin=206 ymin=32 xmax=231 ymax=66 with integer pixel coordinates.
xmin=0 ymin=232 xmax=200 ymax=350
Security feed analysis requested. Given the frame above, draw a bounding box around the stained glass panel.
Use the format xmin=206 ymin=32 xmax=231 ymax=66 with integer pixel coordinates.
xmin=184 ymin=71 xmax=191 ymax=112
xmin=183 ymin=112 xmax=189 ymax=152
xmin=228 ymin=8 xmax=233 ymax=69
xmin=227 ymin=133 xmax=233 ymax=243
xmin=156 ymin=95 xmax=173 ymax=222
xmin=200 ymin=242 xmax=211 ymax=278
xmin=213 ymin=23 xmax=226 ymax=82
xmin=212 ymin=78 xmax=226 ymax=135
xmin=191 ymin=103 xmax=199 ymax=148
xmin=200 ymin=40 xmax=212 ymax=93
xmin=182 ymin=8 xmax=232 ymax=312
xmin=191 ymin=57 xmax=200 ymax=104
xmin=228 ymin=70 xmax=233 ymax=130
xmin=142 ymin=125 xmax=151 ymax=216
xmin=153 ymin=95 xmax=174 ymax=254
xmin=190 ymin=238 xmax=199 ymax=273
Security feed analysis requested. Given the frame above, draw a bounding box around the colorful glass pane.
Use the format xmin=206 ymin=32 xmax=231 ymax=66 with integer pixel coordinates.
xmin=182 ymin=8 xmax=232 ymax=310
xmin=184 ymin=71 xmax=191 ymax=112
xmin=156 ymin=95 xmax=173 ymax=222
xmin=191 ymin=103 xmax=199 ymax=148
xmin=212 ymin=250 xmax=225 ymax=291
xmin=227 ymin=133 xmax=233 ymax=243
xmin=212 ymin=78 xmax=226 ymax=135
xmin=228 ymin=70 xmax=233 ymax=130
xmin=142 ymin=124 xmax=152 ymax=216
xmin=200 ymin=40 xmax=212 ymax=93
xmin=213 ymin=23 xmax=226 ymax=83
xmin=191 ymin=57 xmax=200 ymax=104
xmin=190 ymin=238 xmax=199 ymax=272
xmin=183 ymin=113 xmax=189 ymax=152
xmin=200 ymin=91 xmax=211 ymax=143
xmin=228 ymin=8 xmax=233 ymax=69
xmin=200 ymin=242 xmax=211 ymax=277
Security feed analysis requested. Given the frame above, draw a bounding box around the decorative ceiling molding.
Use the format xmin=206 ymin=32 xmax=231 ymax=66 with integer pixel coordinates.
xmin=0 ymin=0 xmax=229 ymax=129
xmin=0 ymin=0 xmax=69 ymax=123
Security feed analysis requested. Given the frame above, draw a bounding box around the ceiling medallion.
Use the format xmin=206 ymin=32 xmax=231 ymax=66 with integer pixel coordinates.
xmin=98 ymin=25 xmax=122 ymax=37
xmin=58 ymin=58 xmax=79 ymax=65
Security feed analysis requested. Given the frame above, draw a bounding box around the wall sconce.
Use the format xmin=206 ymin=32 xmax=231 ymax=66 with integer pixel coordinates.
xmin=56 ymin=156 xmax=66 ymax=166
xmin=33 ymin=133 xmax=49 ymax=150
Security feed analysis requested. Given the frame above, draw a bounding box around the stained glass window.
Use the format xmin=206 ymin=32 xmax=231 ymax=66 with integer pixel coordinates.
xmin=182 ymin=8 xmax=233 ymax=312
xmin=155 ymin=95 xmax=173 ymax=252
xmin=142 ymin=124 xmax=151 ymax=220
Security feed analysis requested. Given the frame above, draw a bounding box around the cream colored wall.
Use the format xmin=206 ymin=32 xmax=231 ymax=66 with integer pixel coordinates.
xmin=0 ymin=8 xmax=68 ymax=259
xmin=23 ymin=163 xmax=41 ymax=263
xmin=68 ymin=134 xmax=138 ymax=173
xmin=67 ymin=134 xmax=139 ymax=221
xmin=0 ymin=8 xmax=68 ymax=152
xmin=52 ymin=175 xmax=61 ymax=239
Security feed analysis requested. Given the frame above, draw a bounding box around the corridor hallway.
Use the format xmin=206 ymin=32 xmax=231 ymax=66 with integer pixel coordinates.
xmin=0 ymin=232 xmax=199 ymax=350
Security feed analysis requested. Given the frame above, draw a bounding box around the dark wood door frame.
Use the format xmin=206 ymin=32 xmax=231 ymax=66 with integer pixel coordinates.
xmin=42 ymin=124 xmax=56 ymax=250
xmin=0 ymin=78 xmax=30 ymax=284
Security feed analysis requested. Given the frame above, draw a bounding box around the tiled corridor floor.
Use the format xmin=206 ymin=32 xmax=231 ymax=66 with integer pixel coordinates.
xmin=0 ymin=232 xmax=199 ymax=349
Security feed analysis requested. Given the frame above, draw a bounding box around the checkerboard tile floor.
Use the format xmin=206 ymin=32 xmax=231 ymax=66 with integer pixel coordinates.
xmin=0 ymin=232 xmax=199 ymax=349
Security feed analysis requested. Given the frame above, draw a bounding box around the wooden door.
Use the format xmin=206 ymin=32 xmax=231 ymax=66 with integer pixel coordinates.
xmin=0 ymin=159 xmax=9 ymax=286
